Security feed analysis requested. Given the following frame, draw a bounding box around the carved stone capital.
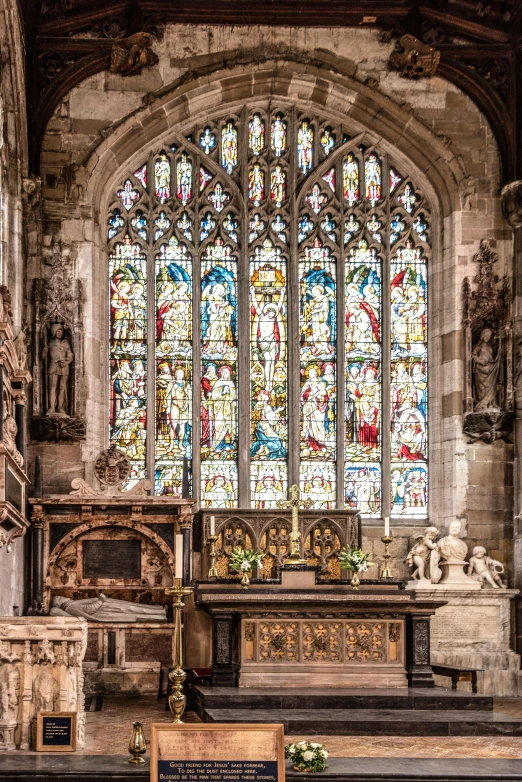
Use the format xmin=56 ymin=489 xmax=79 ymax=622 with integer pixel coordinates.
xmin=501 ymin=180 xmax=522 ymax=229
xmin=11 ymin=390 xmax=26 ymax=406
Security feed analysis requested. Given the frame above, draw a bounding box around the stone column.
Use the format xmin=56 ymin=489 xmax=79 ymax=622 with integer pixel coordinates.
xmin=501 ymin=181 xmax=522 ymax=654
xmin=31 ymin=505 xmax=45 ymax=610
xmin=12 ymin=389 xmax=26 ymax=466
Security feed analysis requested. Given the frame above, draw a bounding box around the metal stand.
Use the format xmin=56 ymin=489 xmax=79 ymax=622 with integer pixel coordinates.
xmin=165 ymin=578 xmax=194 ymax=723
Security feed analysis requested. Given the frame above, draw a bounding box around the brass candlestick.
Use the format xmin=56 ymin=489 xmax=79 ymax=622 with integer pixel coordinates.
xmin=165 ymin=578 xmax=194 ymax=723
xmin=128 ymin=721 xmax=146 ymax=764
xmin=380 ymin=535 xmax=393 ymax=579
xmin=207 ymin=534 xmax=219 ymax=579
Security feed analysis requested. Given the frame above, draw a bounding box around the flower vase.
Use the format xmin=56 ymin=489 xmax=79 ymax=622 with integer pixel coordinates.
xmin=350 ymin=571 xmax=360 ymax=590
xmin=241 ymin=571 xmax=250 ymax=589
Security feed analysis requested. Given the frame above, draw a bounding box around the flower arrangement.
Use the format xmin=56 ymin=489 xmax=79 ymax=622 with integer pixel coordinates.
xmin=339 ymin=546 xmax=374 ymax=589
xmin=339 ymin=546 xmax=373 ymax=573
xmin=285 ymin=741 xmax=329 ymax=773
xmin=228 ymin=546 xmax=263 ymax=587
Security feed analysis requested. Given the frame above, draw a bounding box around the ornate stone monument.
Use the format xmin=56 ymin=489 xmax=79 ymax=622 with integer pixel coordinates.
xmin=0 ymin=617 xmax=87 ymax=750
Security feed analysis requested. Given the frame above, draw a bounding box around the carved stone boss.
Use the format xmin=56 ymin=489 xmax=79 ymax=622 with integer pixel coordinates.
xmin=32 ymin=240 xmax=86 ymax=442
xmin=463 ymin=239 xmax=513 ymax=442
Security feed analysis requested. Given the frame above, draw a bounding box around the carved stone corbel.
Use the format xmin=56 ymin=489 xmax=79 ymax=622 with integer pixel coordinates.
xmin=501 ymin=181 xmax=522 ymax=230
xmin=387 ymin=34 xmax=440 ymax=79
xmin=110 ymin=32 xmax=159 ymax=77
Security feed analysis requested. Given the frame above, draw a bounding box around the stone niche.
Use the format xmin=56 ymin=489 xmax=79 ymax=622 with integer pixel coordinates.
xmin=420 ymin=588 xmax=520 ymax=696
xmin=0 ymin=617 xmax=87 ymax=751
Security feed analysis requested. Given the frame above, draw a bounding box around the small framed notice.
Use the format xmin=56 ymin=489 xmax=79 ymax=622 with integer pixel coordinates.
xmin=36 ymin=712 xmax=77 ymax=752
xmin=150 ymin=724 xmax=285 ymax=782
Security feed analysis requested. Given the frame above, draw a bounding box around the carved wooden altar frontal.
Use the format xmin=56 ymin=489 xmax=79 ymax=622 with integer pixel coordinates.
xmin=243 ymin=619 xmax=404 ymax=665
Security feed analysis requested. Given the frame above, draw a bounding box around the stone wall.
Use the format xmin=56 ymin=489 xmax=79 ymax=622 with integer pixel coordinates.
xmin=29 ymin=25 xmax=515 ymax=580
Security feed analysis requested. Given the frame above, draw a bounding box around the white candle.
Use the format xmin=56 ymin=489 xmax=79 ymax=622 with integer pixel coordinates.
xmin=384 ymin=516 xmax=390 ymax=537
xmin=175 ymin=534 xmax=183 ymax=580
xmin=210 ymin=515 xmax=215 ymax=536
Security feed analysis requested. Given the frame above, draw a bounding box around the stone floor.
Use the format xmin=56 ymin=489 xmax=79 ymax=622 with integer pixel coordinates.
xmin=69 ymin=695 xmax=522 ymax=759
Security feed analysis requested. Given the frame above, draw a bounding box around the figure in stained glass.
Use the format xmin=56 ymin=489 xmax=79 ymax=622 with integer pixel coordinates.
xmin=113 ymin=397 xmax=147 ymax=460
xmin=345 ymin=268 xmax=380 ymax=357
xmin=346 ymin=364 xmax=380 ymax=457
xmin=365 ymin=152 xmax=382 ymax=206
xmin=297 ymin=120 xmax=313 ymax=175
xmin=249 ymin=114 xmax=265 ymax=155
xmin=222 ymin=121 xmax=238 ymax=175
xmin=344 ymin=214 xmax=361 ymax=244
xmin=108 ymin=209 xmax=125 ymax=240
xmin=201 ymin=362 xmax=217 ymax=451
xmin=117 ymin=180 xmax=140 ymax=211
xmin=249 ymin=214 xmax=266 ymax=243
xmin=251 ymin=466 xmax=285 ymax=508
xmin=248 ymin=164 xmax=265 ymax=205
xmin=200 ymin=127 xmax=216 ymax=154
xmin=251 ymin=390 xmax=287 ymax=459
xmin=176 ymin=213 xmax=192 ymax=241
xmin=176 ymin=154 xmax=192 ymax=205
xmin=131 ymin=210 xmax=147 ymax=241
xmin=156 ymin=362 xmax=191 ymax=456
xmin=391 ymin=465 xmax=427 ymax=515
xmin=207 ymin=365 xmax=237 ymax=456
xmin=156 ymin=277 xmax=191 ymax=356
xmin=398 ymin=183 xmax=417 ymax=214
xmin=300 ymin=268 xmax=336 ymax=359
xmin=343 ymin=154 xmax=359 ymax=205
xmin=301 ymin=464 xmax=336 ymax=508
xmin=300 ymin=365 xmax=335 ymax=455
xmin=305 ymin=184 xmax=328 ymax=214
xmin=391 ymin=360 xmax=427 ymax=462
xmin=271 ymin=114 xmax=287 ymax=156
xmin=201 ymin=263 xmax=237 ymax=359
xmin=320 ymin=128 xmax=335 ymax=156
xmin=270 ymin=165 xmax=286 ymax=207
xmin=110 ymin=359 xmax=145 ymax=432
xmin=250 ymin=281 xmax=286 ymax=393
xmin=223 ymin=213 xmax=239 ymax=243
xmin=155 ymin=154 xmax=171 ymax=202
xmin=345 ymin=465 xmax=380 ymax=515
xmin=201 ymin=465 xmax=237 ymax=507
xmin=200 ymin=213 xmax=216 ymax=241
xmin=110 ymin=242 xmax=146 ymax=355
xmin=391 ymin=244 xmax=427 ymax=355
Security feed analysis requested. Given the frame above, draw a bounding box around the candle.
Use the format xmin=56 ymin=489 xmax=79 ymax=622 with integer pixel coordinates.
xmin=175 ymin=534 xmax=183 ymax=580
xmin=210 ymin=515 xmax=215 ymax=536
xmin=384 ymin=516 xmax=390 ymax=537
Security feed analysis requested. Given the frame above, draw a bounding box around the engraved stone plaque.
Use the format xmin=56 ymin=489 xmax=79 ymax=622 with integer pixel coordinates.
xmin=82 ymin=539 xmax=141 ymax=579
xmin=150 ymin=724 xmax=284 ymax=782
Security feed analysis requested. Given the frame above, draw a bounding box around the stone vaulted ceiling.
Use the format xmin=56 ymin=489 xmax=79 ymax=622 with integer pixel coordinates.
xmin=16 ymin=0 xmax=522 ymax=182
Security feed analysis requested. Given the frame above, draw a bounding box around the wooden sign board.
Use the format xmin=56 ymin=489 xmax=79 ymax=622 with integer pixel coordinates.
xmin=150 ymin=724 xmax=285 ymax=782
xmin=36 ymin=712 xmax=77 ymax=752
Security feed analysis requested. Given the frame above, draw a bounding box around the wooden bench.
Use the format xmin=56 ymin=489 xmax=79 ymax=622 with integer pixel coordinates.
xmin=431 ymin=663 xmax=483 ymax=693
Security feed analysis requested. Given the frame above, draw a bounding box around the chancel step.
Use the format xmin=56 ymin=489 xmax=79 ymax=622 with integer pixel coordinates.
xmin=193 ymin=686 xmax=493 ymax=713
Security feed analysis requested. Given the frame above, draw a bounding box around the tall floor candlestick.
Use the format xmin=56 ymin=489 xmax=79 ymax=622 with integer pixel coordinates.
xmin=165 ymin=578 xmax=194 ymax=723
xmin=207 ymin=535 xmax=219 ymax=579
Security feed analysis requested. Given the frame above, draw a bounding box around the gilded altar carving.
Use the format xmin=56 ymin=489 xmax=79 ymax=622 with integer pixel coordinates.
xmin=259 ymin=622 xmax=298 ymax=661
xmin=303 ymin=622 xmax=342 ymax=662
xmin=244 ymin=619 xmax=402 ymax=666
xmin=201 ymin=510 xmax=359 ymax=581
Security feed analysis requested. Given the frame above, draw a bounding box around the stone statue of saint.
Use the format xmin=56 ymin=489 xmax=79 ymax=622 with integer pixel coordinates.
xmin=42 ymin=323 xmax=73 ymax=417
xmin=438 ymin=519 xmax=468 ymax=563
xmin=50 ymin=594 xmax=167 ymax=623
xmin=472 ymin=328 xmax=500 ymax=411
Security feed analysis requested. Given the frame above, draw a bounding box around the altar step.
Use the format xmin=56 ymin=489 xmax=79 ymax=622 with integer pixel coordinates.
xmin=192 ymin=687 xmax=522 ymax=736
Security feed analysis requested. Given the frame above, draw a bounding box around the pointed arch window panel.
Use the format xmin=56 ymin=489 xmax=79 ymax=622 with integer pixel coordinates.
xmin=107 ymin=115 xmax=430 ymax=519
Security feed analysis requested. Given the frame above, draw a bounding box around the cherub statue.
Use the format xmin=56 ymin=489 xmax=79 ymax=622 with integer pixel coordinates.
xmin=406 ymin=526 xmax=442 ymax=583
xmin=467 ymin=546 xmax=506 ymax=589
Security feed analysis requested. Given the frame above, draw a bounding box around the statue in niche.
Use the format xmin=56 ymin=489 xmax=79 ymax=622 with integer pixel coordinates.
xmin=42 ymin=322 xmax=73 ymax=417
xmin=33 ymin=667 xmax=59 ymax=713
xmin=50 ymin=594 xmax=167 ymax=623
xmin=472 ymin=328 xmax=501 ymax=411
xmin=0 ymin=666 xmax=20 ymax=719
xmin=468 ymin=546 xmax=507 ymax=589
xmin=463 ymin=240 xmax=513 ymax=442
xmin=406 ymin=526 xmax=442 ymax=583
xmin=438 ymin=519 xmax=469 ymax=563
xmin=3 ymin=412 xmax=22 ymax=468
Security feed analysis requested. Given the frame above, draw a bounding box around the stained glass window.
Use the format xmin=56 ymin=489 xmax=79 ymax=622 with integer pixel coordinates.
xmin=108 ymin=116 xmax=430 ymax=520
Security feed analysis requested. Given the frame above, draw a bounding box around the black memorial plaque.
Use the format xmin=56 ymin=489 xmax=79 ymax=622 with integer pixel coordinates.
xmin=82 ymin=539 xmax=141 ymax=579
xmin=40 ymin=715 xmax=74 ymax=748
xmin=157 ymin=760 xmax=278 ymax=782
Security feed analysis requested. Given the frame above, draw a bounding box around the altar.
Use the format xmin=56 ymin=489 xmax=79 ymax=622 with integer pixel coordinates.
xmin=195 ymin=567 xmax=445 ymax=689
